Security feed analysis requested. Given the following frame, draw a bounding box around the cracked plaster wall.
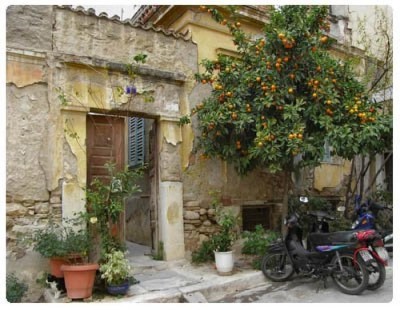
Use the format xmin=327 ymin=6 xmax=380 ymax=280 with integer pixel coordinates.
xmin=6 ymin=5 xmax=199 ymax=299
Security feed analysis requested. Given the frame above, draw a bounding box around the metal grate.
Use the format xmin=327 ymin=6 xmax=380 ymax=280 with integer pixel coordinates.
xmin=242 ymin=206 xmax=271 ymax=232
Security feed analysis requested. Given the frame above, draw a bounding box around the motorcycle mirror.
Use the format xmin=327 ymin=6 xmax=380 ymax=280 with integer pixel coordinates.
xmin=337 ymin=206 xmax=345 ymax=212
xmin=299 ymin=196 xmax=308 ymax=203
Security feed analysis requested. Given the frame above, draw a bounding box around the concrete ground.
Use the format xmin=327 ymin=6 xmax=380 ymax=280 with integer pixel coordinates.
xmin=44 ymin=241 xmax=266 ymax=303
xmin=44 ymin=242 xmax=394 ymax=303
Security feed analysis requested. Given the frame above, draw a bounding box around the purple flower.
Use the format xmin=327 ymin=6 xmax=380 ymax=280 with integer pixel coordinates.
xmin=125 ymin=85 xmax=137 ymax=95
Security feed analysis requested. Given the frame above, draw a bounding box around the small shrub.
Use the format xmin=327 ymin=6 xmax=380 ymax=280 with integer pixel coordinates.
xmin=242 ymin=225 xmax=279 ymax=269
xmin=191 ymin=239 xmax=214 ymax=264
xmin=6 ymin=273 xmax=28 ymax=303
xmin=100 ymin=250 xmax=131 ymax=285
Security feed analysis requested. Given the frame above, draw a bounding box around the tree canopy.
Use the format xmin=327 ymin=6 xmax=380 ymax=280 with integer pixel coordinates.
xmin=189 ymin=5 xmax=392 ymax=175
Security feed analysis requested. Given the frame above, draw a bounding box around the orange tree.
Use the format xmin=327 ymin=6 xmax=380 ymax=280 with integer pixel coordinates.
xmin=188 ymin=5 xmax=392 ymax=222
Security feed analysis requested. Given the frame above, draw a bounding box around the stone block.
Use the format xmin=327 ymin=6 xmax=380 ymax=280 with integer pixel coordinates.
xmin=184 ymin=210 xmax=200 ymax=220
xmin=182 ymin=292 xmax=208 ymax=303
xmin=185 ymin=219 xmax=202 ymax=226
xmin=185 ymin=200 xmax=201 ymax=208
xmin=207 ymin=208 xmax=216 ymax=216
xmin=6 ymin=203 xmax=26 ymax=216
xmin=34 ymin=202 xmax=50 ymax=214
xmin=199 ymin=208 xmax=207 ymax=215
xmin=203 ymin=220 xmax=212 ymax=227
xmin=184 ymin=224 xmax=195 ymax=231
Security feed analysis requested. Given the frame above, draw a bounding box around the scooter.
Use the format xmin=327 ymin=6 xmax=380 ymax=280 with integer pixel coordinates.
xmin=300 ymin=196 xmax=389 ymax=291
xmin=261 ymin=208 xmax=371 ymax=295
xmin=352 ymin=194 xmax=393 ymax=253
xmin=349 ymin=195 xmax=391 ymax=290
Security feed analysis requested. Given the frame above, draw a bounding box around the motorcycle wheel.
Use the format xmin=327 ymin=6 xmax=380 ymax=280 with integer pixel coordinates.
xmin=367 ymin=259 xmax=386 ymax=290
xmin=331 ymin=253 xmax=369 ymax=295
xmin=261 ymin=252 xmax=294 ymax=282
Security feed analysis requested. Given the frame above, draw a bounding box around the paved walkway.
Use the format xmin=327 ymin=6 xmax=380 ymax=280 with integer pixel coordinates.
xmin=44 ymin=242 xmax=266 ymax=303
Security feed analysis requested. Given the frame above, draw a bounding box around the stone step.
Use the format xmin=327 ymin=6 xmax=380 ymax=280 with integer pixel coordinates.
xmin=182 ymin=292 xmax=208 ymax=303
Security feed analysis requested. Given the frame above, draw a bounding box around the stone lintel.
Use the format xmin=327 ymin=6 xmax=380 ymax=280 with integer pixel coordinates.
xmin=56 ymin=54 xmax=187 ymax=83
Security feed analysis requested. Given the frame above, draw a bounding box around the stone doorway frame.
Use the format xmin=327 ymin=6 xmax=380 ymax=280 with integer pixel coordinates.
xmin=57 ymin=59 xmax=188 ymax=261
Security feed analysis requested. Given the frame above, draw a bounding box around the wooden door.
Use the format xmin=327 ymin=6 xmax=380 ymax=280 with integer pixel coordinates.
xmin=86 ymin=114 xmax=125 ymax=241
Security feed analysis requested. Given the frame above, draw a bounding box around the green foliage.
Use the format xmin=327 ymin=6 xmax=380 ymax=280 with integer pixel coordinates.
xmin=178 ymin=115 xmax=191 ymax=126
xmin=85 ymin=162 xmax=144 ymax=256
xmin=6 ymin=273 xmax=28 ymax=303
xmin=242 ymin=225 xmax=278 ymax=255
xmin=211 ymin=208 xmax=239 ymax=252
xmin=33 ymin=219 xmax=90 ymax=261
xmin=99 ymin=250 xmax=132 ymax=285
xmin=191 ymin=239 xmax=215 ymax=264
xmin=63 ymin=223 xmax=91 ymax=261
xmin=33 ymin=221 xmax=67 ymax=258
xmin=288 ymin=195 xmax=352 ymax=232
xmin=242 ymin=225 xmax=278 ymax=269
xmin=190 ymin=5 xmax=392 ymax=175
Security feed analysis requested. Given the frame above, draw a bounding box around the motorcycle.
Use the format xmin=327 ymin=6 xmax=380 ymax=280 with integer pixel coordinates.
xmin=261 ymin=209 xmax=371 ymax=295
xmin=349 ymin=195 xmax=392 ymax=290
xmin=303 ymin=195 xmax=390 ymax=291
xmin=352 ymin=194 xmax=393 ymax=253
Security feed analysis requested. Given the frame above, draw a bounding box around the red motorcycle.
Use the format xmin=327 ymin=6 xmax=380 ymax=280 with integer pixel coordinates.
xmin=352 ymin=229 xmax=390 ymax=290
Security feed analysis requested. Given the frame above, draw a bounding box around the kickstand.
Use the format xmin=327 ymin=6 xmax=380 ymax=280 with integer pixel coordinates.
xmin=316 ymin=277 xmax=328 ymax=293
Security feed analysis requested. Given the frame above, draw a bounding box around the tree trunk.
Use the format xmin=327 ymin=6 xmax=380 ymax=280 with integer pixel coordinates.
xmin=281 ymin=170 xmax=291 ymax=235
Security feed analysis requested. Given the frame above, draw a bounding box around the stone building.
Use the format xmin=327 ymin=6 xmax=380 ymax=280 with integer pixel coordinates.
xmin=6 ymin=5 xmax=392 ymax=301
xmin=5 ymin=5 xmax=283 ymax=300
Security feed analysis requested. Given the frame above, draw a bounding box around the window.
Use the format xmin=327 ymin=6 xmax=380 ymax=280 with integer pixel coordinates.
xmin=322 ymin=139 xmax=332 ymax=163
xmin=242 ymin=206 xmax=271 ymax=231
xmin=128 ymin=117 xmax=145 ymax=167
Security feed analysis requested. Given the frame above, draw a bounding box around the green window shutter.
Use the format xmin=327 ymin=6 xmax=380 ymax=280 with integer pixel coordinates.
xmin=128 ymin=117 xmax=145 ymax=167
xmin=322 ymin=139 xmax=332 ymax=163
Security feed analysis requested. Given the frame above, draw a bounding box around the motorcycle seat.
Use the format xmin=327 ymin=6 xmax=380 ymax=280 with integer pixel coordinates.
xmin=308 ymin=231 xmax=356 ymax=246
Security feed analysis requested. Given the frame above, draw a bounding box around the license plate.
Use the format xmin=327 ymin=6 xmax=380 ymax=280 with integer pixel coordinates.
xmin=359 ymin=250 xmax=373 ymax=262
xmin=375 ymin=247 xmax=389 ymax=262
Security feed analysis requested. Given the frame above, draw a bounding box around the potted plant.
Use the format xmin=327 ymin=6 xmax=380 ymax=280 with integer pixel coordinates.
xmin=211 ymin=208 xmax=239 ymax=275
xmin=60 ymin=222 xmax=99 ymax=300
xmin=33 ymin=221 xmax=69 ymax=278
xmin=99 ymin=250 xmax=132 ymax=295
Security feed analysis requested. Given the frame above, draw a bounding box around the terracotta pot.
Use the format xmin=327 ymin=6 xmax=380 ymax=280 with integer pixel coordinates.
xmin=49 ymin=257 xmax=68 ymax=278
xmin=61 ymin=263 xmax=99 ymax=299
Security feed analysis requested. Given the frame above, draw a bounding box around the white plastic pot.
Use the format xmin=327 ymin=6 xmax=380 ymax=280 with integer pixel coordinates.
xmin=214 ymin=251 xmax=234 ymax=274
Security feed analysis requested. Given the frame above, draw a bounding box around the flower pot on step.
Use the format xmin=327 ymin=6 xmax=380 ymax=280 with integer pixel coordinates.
xmin=106 ymin=280 xmax=130 ymax=295
xmin=214 ymin=251 xmax=234 ymax=275
xmin=49 ymin=257 xmax=69 ymax=278
xmin=61 ymin=263 xmax=99 ymax=299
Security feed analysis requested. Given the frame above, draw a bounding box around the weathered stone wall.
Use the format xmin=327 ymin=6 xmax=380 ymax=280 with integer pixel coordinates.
xmin=6 ymin=5 xmax=198 ymax=301
xmin=181 ymin=81 xmax=287 ymax=252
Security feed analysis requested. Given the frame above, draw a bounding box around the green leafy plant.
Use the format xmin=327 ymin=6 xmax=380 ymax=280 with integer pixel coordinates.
xmin=242 ymin=225 xmax=278 ymax=269
xmin=191 ymin=239 xmax=215 ymax=264
xmin=63 ymin=224 xmax=91 ymax=263
xmin=6 ymin=273 xmax=28 ymax=303
xmin=211 ymin=208 xmax=239 ymax=252
xmin=99 ymin=250 xmax=132 ymax=285
xmin=33 ymin=221 xmax=68 ymax=258
xmin=85 ymin=162 xmax=144 ymax=256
